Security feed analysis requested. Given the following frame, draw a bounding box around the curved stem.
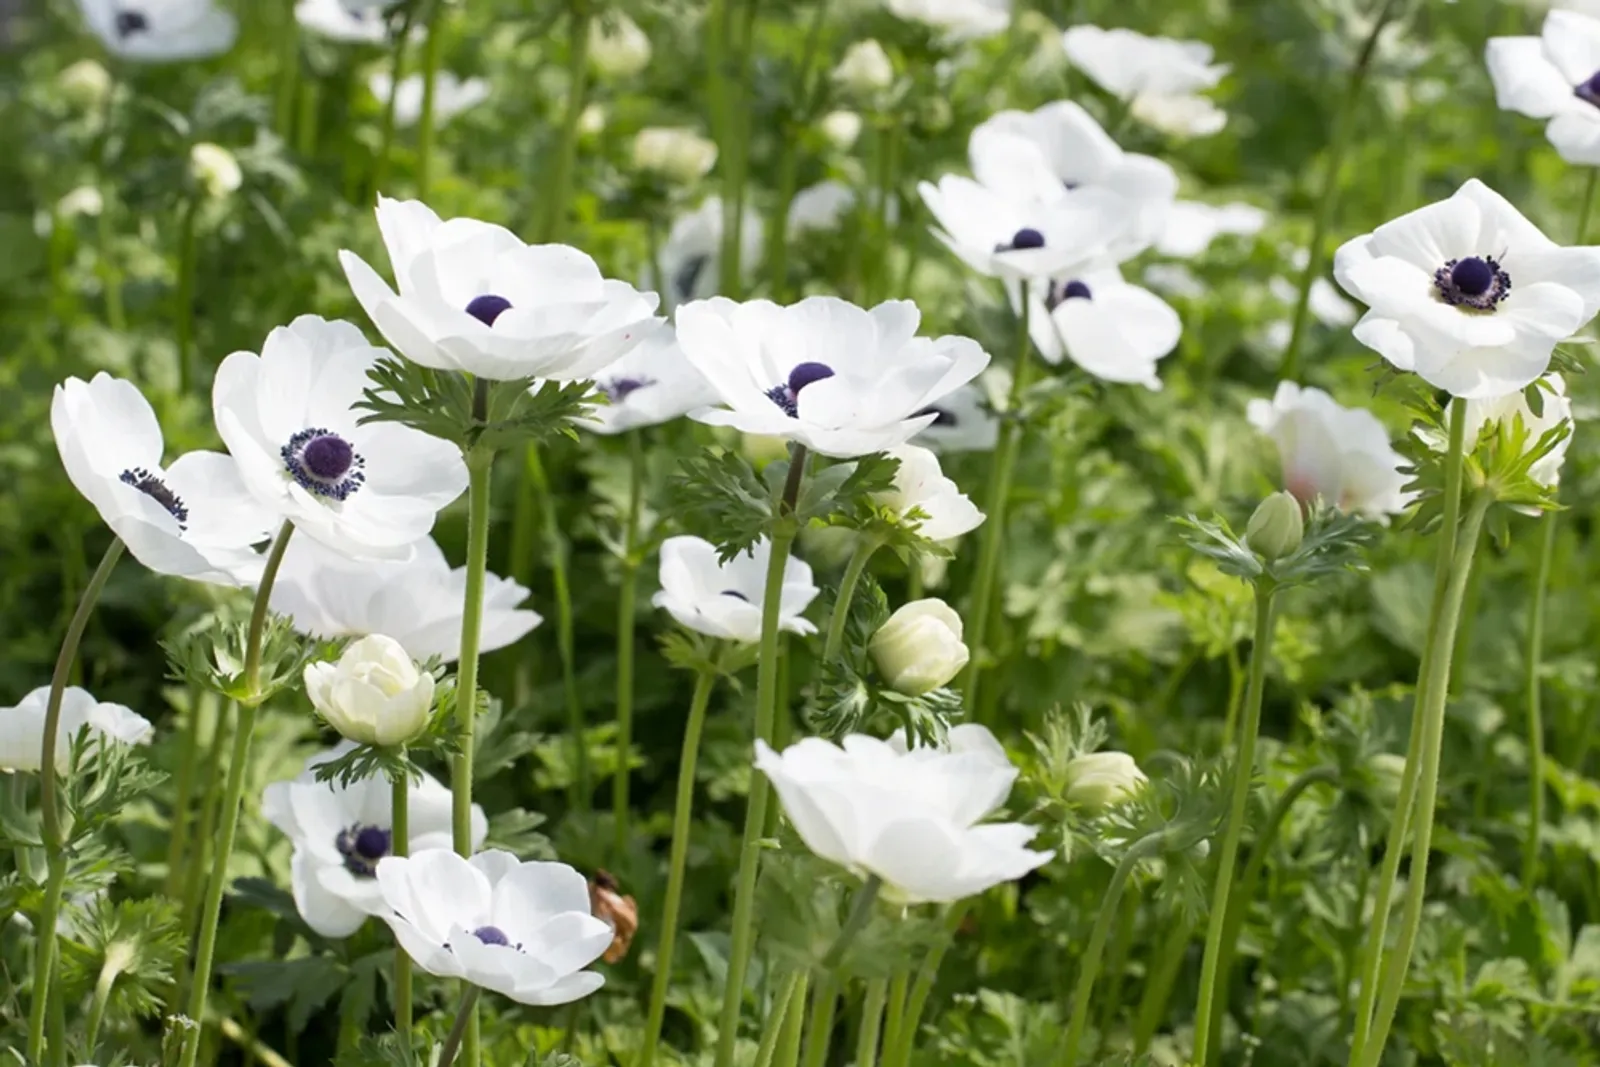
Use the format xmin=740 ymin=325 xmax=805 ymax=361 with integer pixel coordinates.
xmin=535 ymin=0 xmax=593 ymax=242
xmin=1355 ymin=490 xmax=1494 ymax=1067
xmin=822 ymin=875 xmax=883 ymax=972
xmin=753 ymin=972 xmax=806 ymax=1067
xmin=613 ymin=431 xmax=646 ymax=857
xmin=822 ymin=536 xmax=882 ymax=664
xmin=884 ymin=900 xmax=969 ymax=1067
xmin=83 ymin=962 xmax=118 ymax=1054
xmin=438 ymin=985 xmax=483 ymax=1067
xmin=391 ymin=763 xmax=412 ymax=1033
xmin=961 ymin=287 xmax=1034 ymax=716
xmin=28 ymin=537 xmax=123 ymax=1067
xmin=179 ymin=522 xmax=295 ymax=1067
xmin=637 ymin=663 xmax=720 ymax=1067
xmin=415 ymin=0 xmax=442 ymax=198
xmin=800 ymin=979 xmax=838 ymax=1067
xmin=1523 ymin=512 xmax=1557 ymax=890
xmin=1190 ymin=585 xmax=1280 ymax=1067
xmin=855 ymin=978 xmax=889 ymax=1067
xmin=1348 ymin=395 xmax=1469 ymax=1057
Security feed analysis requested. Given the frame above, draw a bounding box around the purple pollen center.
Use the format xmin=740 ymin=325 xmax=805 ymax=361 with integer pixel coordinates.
xmin=114 ymin=9 xmax=149 ymax=37
xmin=604 ymin=377 xmax=652 ymax=403
xmin=1009 ymin=228 xmax=1046 ymax=250
xmin=1061 ymin=280 xmax=1092 ymax=301
xmin=473 ymin=925 xmax=510 ymax=946
xmin=303 ymin=434 xmax=354 ymax=480
xmin=766 ymin=362 xmax=836 ymax=417
xmin=1450 ymin=257 xmax=1494 ymax=296
xmin=335 ymin=824 xmax=392 ymax=877
xmin=1433 ymin=255 xmax=1511 ymax=312
xmin=282 ymin=427 xmax=367 ymax=501
xmin=466 ymin=294 xmax=512 ymax=326
xmin=1578 ymin=70 xmax=1600 ymax=108
xmin=120 ymin=467 xmax=189 ymax=528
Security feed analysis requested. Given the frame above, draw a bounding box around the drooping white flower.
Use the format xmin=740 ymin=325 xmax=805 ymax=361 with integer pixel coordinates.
xmin=676 ymin=296 xmax=990 ymax=458
xmin=76 ymin=0 xmax=237 ymax=61
xmin=375 ymin=849 xmax=613 ymax=1006
xmin=53 ymin=373 xmax=275 ymax=586
xmin=653 ymin=536 xmax=819 ymax=642
xmin=1062 ymin=751 xmax=1147 ymax=809
xmin=262 ymin=741 xmax=486 ymax=938
xmin=1155 ymin=200 xmax=1268 ymax=258
xmin=869 ymin=599 xmax=970 ymax=695
xmin=295 ymin=0 xmax=392 ymax=43
xmin=877 ymin=446 xmax=984 ymax=540
xmin=1459 ymin=374 xmax=1574 ymax=488
xmin=588 ymin=11 xmax=651 ymax=78
xmin=631 ymin=127 xmax=718 ymax=182
xmin=912 ymin=382 xmax=999 ymax=453
xmin=1332 ymin=178 xmax=1600 ymax=398
xmin=366 ymin=72 xmax=489 ymax=127
xmin=643 ymin=197 xmax=763 ymax=311
xmin=304 ymin=635 xmax=435 ymax=747
xmin=886 ymin=0 xmax=1010 ymax=41
xmin=1487 ymin=10 xmax=1600 ymax=166
xmin=272 ymin=533 xmax=540 ymax=662
xmin=0 ymin=687 xmax=152 ymax=774
xmin=787 ymin=180 xmax=857 ymax=236
xmin=212 ymin=315 xmax=469 ymax=560
xmin=1023 ymin=269 xmax=1181 ymax=388
xmin=754 ymin=724 xmax=1052 ymax=904
xmin=575 ymin=326 xmax=717 ymax=434
xmin=833 ymin=39 xmax=894 ymax=94
xmin=1246 ymin=382 xmax=1412 ymax=519
xmin=1061 ymin=25 xmax=1228 ymax=137
xmin=341 ymin=197 xmax=662 ymax=381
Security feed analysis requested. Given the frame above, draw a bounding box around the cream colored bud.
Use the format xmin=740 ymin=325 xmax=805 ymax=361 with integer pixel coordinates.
xmin=833 ymin=39 xmax=894 ymax=94
xmin=589 ymin=13 xmax=652 ymax=78
xmin=303 ymin=635 xmax=434 ymax=747
xmin=1063 ymin=751 xmax=1147 ymax=809
xmin=869 ymin=599 xmax=969 ymax=696
xmin=60 ymin=60 xmax=112 ymax=108
xmin=820 ymin=109 xmax=863 ymax=151
xmin=189 ymin=142 xmax=242 ymax=199
xmin=632 ymin=126 xmax=718 ymax=182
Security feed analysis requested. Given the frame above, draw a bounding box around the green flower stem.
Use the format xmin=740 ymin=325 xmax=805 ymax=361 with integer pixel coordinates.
xmin=415 ymin=0 xmax=443 ymax=199
xmin=438 ymin=984 xmax=483 ymax=1067
xmin=766 ymin=0 xmax=832 ymax=301
xmin=822 ymin=536 xmax=883 ymax=663
xmin=855 ymin=979 xmax=889 ymax=1067
xmin=174 ymin=196 xmax=200 ymax=398
xmin=1277 ymin=0 xmax=1402 ymax=382
xmin=774 ymin=971 xmax=811 ymax=1067
xmin=822 ymin=874 xmax=883 ymax=972
xmin=800 ymin=979 xmax=839 ymax=1067
xmin=1190 ymin=583 xmax=1281 ymax=1067
xmin=1355 ymin=488 xmax=1494 ymax=1067
xmin=882 ymin=972 xmax=909 ymax=1058
xmin=535 ymin=0 xmax=592 ymax=242
xmin=28 ymin=537 xmax=124 ymax=1067
xmin=220 ymin=1016 xmax=294 ymax=1067
xmin=637 ymin=660 xmax=721 ymax=1067
xmin=713 ymin=446 xmax=809 ymax=1067
xmin=717 ymin=0 xmax=762 ymax=299
xmin=962 ymin=286 xmax=1035 ymax=716
xmin=179 ymin=522 xmax=296 ymax=1067
xmin=1523 ymin=511 xmax=1557 ymax=891
xmin=392 ymin=761 xmax=412 ymax=1034
xmin=180 ymin=702 xmax=230 ymax=944
xmin=753 ymin=972 xmax=806 ymax=1067
xmin=613 ymin=431 xmax=646 ymax=857
xmin=882 ymin=899 xmax=970 ymax=1067
xmin=372 ymin=1 xmax=416 ymax=195
xmin=162 ymin=688 xmax=208 ymax=901
xmin=528 ymin=445 xmax=589 ymax=809
xmin=273 ymin=8 xmax=299 ymax=140
xmin=1348 ymin=395 xmax=1469 ymax=1057
xmin=83 ymin=955 xmax=119 ymax=1054
xmin=1131 ymin=911 xmax=1196 ymax=1055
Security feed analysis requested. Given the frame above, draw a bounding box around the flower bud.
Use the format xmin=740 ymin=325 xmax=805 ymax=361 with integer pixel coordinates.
xmin=869 ymin=599 xmax=970 ymax=696
xmin=578 ymin=102 xmax=607 ymax=138
xmin=304 ymin=635 xmax=434 ymax=747
xmin=833 ymin=39 xmax=894 ymax=94
xmin=1246 ymin=490 xmax=1304 ymax=561
xmin=632 ymin=126 xmax=718 ymax=183
xmin=589 ymin=13 xmax=652 ymax=78
xmin=57 ymin=186 xmax=104 ymax=219
xmin=1063 ymin=751 xmax=1147 ymax=809
xmin=60 ymin=59 xmax=112 ymax=108
xmin=189 ymin=142 xmax=242 ymax=199
xmin=819 ymin=109 xmax=863 ymax=151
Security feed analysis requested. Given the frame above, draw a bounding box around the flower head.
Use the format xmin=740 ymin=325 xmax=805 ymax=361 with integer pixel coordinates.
xmin=189 ymin=142 xmax=241 ymax=198
xmin=213 ymin=315 xmax=469 ymax=560
xmin=0 ymin=687 xmax=152 ymax=774
xmin=653 ymin=536 xmax=819 ymax=642
xmin=631 ymin=127 xmax=718 ymax=182
xmin=869 ymin=599 xmax=971 ymax=695
xmin=376 ymin=849 xmax=613 ymax=1006
xmin=295 ymin=0 xmax=393 ymax=43
xmin=54 ymin=373 xmax=274 ymax=586
xmin=60 ymin=59 xmax=112 ymax=107
xmin=1246 ymin=382 xmax=1412 ymax=519
xmin=1128 ymin=92 xmax=1228 ymax=137
xmin=576 ymin=326 xmax=717 ymax=434
xmin=304 ymin=635 xmax=435 ymax=747
xmin=677 ymin=296 xmax=989 ymax=458
xmin=876 ymin=446 xmax=984 ymax=540
xmin=1155 ymin=200 xmax=1268 ymax=258
xmin=1459 ymin=374 xmax=1573 ymax=488
xmin=77 ymin=0 xmax=237 ymax=61
xmin=1022 ymin=268 xmax=1181 ymax=388
xmin=1487 ymin=10 xmax=1600 ymax=166
xmin=754 ymin=725 xmax=1052 ymax=903
xmin=367 ymin=72 xmax=489 ymax=127
xmin=589 ymin=12 xmax=651 ymax=78
xmin=1061 ymin=26 xmax=1228 ymax=137
xmin=787 ymin=181 xmax=858 ymax=237
xmin=643 ymin=197 xmax=763 ymax=311
xmin=833 ymin=39 xmax=894 ymax=94
xmin=342 ymin=197 xmax=661 ymax=381
xmin=262 ymin=741 xmax=486 ymax=937
xmin=1332 ymin=179 xmax=1600 ymax=398
xmin=886 ymin=0 xmax=1010 ymax=41
xmin=1062 ymin=751 xmax=1146 ymax=809
xmin=912 ymin=382 xmax=999 ymax=453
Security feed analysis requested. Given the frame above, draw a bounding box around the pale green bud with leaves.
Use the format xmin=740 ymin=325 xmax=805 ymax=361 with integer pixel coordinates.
xmin=869 ymin=599 xmax=969 ymax=696
xmin=304 ymin=635 xmax=434 ymax=747
xmin=1246 ymin=491 xmax=1305 ymax=561
xmin=1063 ymin=751 xmax=1147 ymax=809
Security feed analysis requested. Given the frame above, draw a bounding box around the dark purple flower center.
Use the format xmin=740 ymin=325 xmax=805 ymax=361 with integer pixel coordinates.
xmin=602 ymin=377 xmax=653 ymax=403
xmin=282 ymin=428 xmax=367 ymax=501
xmin=473 ymin=925 xmax=510 ymax=946
xmin=672 ymin=255 xmax=710 ymax=303
xmin=916 ymin=405 xmax=959 ymax=427
xmin=113 ymin=9 xmax=149 ymax=38
xmin=721 ymin=589 xmax=751 ymax=602
xmin=1576 ymin=70 xmax=1600 ymax=108
xmin=1007 ymin=227 xmax=1045 ymax=251
xmin=765 ymin=361 xmax=836 ymax=417
xmin=1062 ymin=280 xmax=1092 ymax=300
xmin=335 ymin=824 xmax=392 ymax=877
xmin=120 ymin=467 xmax=188 ymax=528
xmin=1433 ymin=255 xmax=1510 ymax=312
xmin=466 ymin=294 xmax=512 ymax=326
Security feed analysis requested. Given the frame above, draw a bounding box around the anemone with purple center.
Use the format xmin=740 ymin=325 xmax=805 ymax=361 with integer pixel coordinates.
xmin=602 ymin=377 xmax=653 ymax=403
xmin=119 ymin=467 xmax=189 ymax=528
xmin=1432 ymin=255 xmax=1511 ymax=311
xmin=281 ymin=427 xmax=367 ymax=502
xmin=765 ymin=360 xmax=836 ymax=418
xmin=114 ymin=8 xmax=149 ymax=37
xmin=466 ymin=294 xmax=513 ymax=327
xmin=336 ymin=824 xmax=393 ymax=877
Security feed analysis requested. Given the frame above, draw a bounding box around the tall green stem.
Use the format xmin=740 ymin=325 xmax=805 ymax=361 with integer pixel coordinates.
xmin=1190 ymin=585 xmax=1280 ymax=1067
xmin=717 ymin=0 xmax=762 ymax=299
xmin=438 ymin=985 xmax=483 ymax=1067
xmin=529 ymin=446 xmax=588 ymax=809
xmin=391 ymin=763 xmax=412 ymax=1033
xmin=882 ymin=972 xmax=909 ymax=1058
xmin=27 ymin=538 xmax=124 ymax=1067
xmin=961 ymin=287 xmax=1034 ymax=715
xmin=774 ymin=970 xmax=811 ymax=1067
xmin=884 ymin=901 xmax=970 ymax=1067
xmin=1131 ymin=911 xmax=1196 ymax=1054
xmin=753 ymin=972 xmax=806 ymax=1067
xmin=174 ymin=197 xmax=200 ymax=398
xmin=638 ymin=663 xmax=720 ymax=1067
xmin=415 ymin=1 xmax=443 ymax=199
xmin=822 ymin=536 xmax=882 ymax=663
xmin=1348 ymin=395 xmax=1469 ymax=1056
xmin=854 ymin=979 xmax=889 ymax=1067
xmin=800 ymin=979 xmax=839 ymax=1067
xmin=713 ymin=446 xmax=809 ymax=1067
xmin=1354 ymin=490 xmax=1493 ymax=1067
xmin=613 ymin=432 xmax=646 ymax=856
xmin=273 ymin=9 xmax=300 ymax=141
xmin=372 ymin=3 xmax=416 ymax=195
xmin=162 ymin=689 xmax=208 ymax=901
xmin=179 ymin=522 xmax=295 ymax=1067
xmin=822 ymin=875 xmax=883 ymax=971
xmin=536 ymin=0 xmax=593 ymax=242
xmin=1523 ymin=512 xmax=1556 ymax=890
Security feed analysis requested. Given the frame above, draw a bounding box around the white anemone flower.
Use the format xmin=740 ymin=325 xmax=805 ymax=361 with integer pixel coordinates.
xmin=1246 ymin=382 xmax=1412 ymax=519
xmin=272 ymin=534 xmax=540 ymax=661
xmin=1061 ymin=25 xmax=1228 ymax=137
xmin=1459 ymin=374 xmax=1574 ymax=488
xmin=912 ymin=382 xmax=999 ymax=453
xmin=367 ymin=72 xmax=489 ymax=127
xmin=886 ymin=0 xmax=1010 ymax=41
xmin=754 ymin=724 xmax=1053 ymax=904
xmin=0 ymin=687 xmax=153 ymax=774
xmin=676 ymin=296 xmax=990 ymax=458
xmin=295 ymin=0 xmax=392 ymax=43
xmin=653 ymin=536 xmax=819 ymax=642
xmin=77 ymin=0 xmax=237 ymax=62
xmin=213 ymin=315 xmax=469 ymax=561
xmin=53 ymin=374 xmax=275 ymax=586
xmin=787 ymin=181 xmax=858 ymax=236
xmin=642 ymin=197 xmax=764 ymax=311
xmin=375 ymin=849 xmax=614 ymax=1006
xmin=1487 ymin=10 xmax=1600 ymax=166
xmin=1022 ymin=269 xmax=1181 ymax=389
xmin=1155 ymin=200 xmax=1268 ymax=258
xmin=575 ymin=326 xmax=717 ymax=435
xmin=877 ymin=446 xmax=985 ymax=540
xmin=1332 ymin=178 xmax=1600 ymax=398
xmin=262 ymin=742 xmax=487 ymax=938
xmin=342 ymin=197 xmax=661 ymax=381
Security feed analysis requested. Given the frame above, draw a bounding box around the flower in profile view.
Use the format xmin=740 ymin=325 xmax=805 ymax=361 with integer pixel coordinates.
xmin=575 ymin=326 xmax=716 ymax=434
xmin=304 ymin=635 xmax=434 ymax=747
xmin=0 ymin=687 xmax=153 ymax=773
xmin=869 ymin=599 xmax=970 ymax=695
xmin=272 ymin=533 xmax=540 ymax=661
xmin=676 ymin=296 xmax=990 ymax=457
xmin=262 ymin=741 xmax=486 ymax=938
xmin=1062 ymin=751 xmax=1146 ymax=809
xmin=53 ymin=373 xmax=275 ymax=586
xmin=1487 ymin=10 xmax=1600 ymax=166
xmin=1061 ymin=25 xmax=1228 ymax=137
xmin=295 ymin=0 xmax=393 ymax=43
xmin=643 ymin=197 xmax=763 ymax=311
xmin=341 ymin=197 xmax=662 ymax=381
xmin=653 ymin=536 xmax=819 ymax=642
xmin=1333 ymin=178 xmax=1600 ymax=398
xmin=376 ymin=849 xmax=614 ymax=1006
xmin=1155 ymin=200 xmax=1268 ymax=258
xmin=1247 ymin=382 xmax=1412 ymax=519
xmin=1459 ymin=374 xmax=1573 ymax=488
xmin=754 ymin=724 xmax=1052 ymax=903
xmin=913 ymin=382 xmax=999 ymax=453
xmin=886 ymin=0 xmax=1010 ymax=41
xmin=213 ymin=315 xmax=469 ymax=560
xmin=367 ymin=72 xmax=489 ymax=127
xmin=1021 ymin=269 xmax=1181 ymax=389
xmin=77 ymin=0 xmax=237 ymax=61
xmin=877 ymin=445 xmax=985 ymax=540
